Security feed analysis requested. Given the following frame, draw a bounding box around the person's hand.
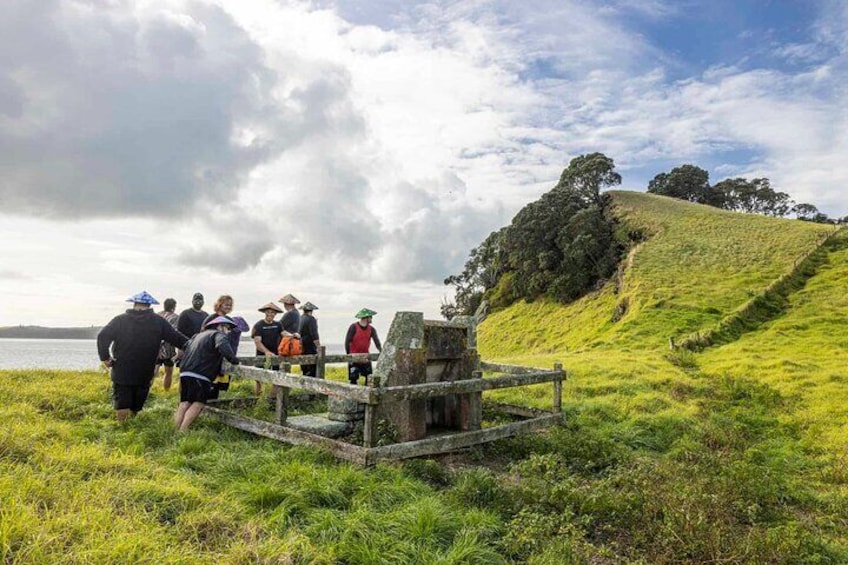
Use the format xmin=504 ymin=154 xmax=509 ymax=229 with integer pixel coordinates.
xmin=102 ymin=358 xmax=114 ymax=369
xmin=264 ymin=350 xmax=273 ymax=357
xmin=294 ymin=333 xmax=301 ymax=339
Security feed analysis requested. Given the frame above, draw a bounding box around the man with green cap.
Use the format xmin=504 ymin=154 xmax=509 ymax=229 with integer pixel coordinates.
xmin=344 ymin=308 xmax=382 ymax=385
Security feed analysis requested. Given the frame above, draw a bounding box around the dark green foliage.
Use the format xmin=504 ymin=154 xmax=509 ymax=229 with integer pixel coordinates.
xmin=713 ymin=177 xmax=793 ymax=217
xmin=441 ymin=228 xmax=507 ymax=319
xmin=443 ymin=153 xmax=624 ymax=316
xmin=647 ymin=164 xmax=713 ymax=204
xmin=647 ymin=164 xmax=812 ymax=219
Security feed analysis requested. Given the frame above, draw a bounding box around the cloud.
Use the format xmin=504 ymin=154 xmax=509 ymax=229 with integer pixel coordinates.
xmin=4 ymin=0 xmax=848 ymax=296
xmin=0 ymin=269 xmax=29 ymax=280
xmin=0 ymin=0 xmax=325 ymax=219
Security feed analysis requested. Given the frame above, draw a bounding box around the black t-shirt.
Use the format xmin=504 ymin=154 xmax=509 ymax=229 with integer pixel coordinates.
xmin=252 ymin=320 xmax=283 ymax=355
xmin=280 ymin=309 xmax=300 ymax=334
xmin=298 ymin=314 xmax=319 ymax=354
xmin=177 ymin=308 xmax=208 ymax=338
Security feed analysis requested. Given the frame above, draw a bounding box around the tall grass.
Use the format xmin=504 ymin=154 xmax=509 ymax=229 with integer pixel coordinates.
xmin=3 ymin=194 xmax=847 ymax=563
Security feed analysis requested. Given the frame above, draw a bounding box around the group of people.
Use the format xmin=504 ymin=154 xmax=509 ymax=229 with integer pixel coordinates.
xmin=96 ymin=290 xmax=382 ymax=431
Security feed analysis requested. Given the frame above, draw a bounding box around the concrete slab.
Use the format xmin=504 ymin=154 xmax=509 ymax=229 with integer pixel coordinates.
xmin=285 ymin=414 xmax=351 ymax=438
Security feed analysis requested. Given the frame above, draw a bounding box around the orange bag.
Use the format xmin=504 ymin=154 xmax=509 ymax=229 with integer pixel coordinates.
xmin=278 ymin=335 xmax=303 ymax=356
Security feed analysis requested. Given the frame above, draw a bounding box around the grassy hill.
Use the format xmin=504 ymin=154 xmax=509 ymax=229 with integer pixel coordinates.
xmin=480 ymin=191 xmax=835 ymax=356
xmin=476 ymin=192 xmax=847 ymax=562
xmin=2 ymin=192 xmax=847 ymax=563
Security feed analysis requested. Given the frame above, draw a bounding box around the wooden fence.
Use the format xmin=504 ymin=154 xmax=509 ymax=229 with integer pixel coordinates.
xmin=203 ymin=349 xmax=565 ymax=465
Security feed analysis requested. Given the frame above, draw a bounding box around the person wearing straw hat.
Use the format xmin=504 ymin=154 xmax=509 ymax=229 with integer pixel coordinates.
xmin=345 ymin=308 xmax=382 ymax=385
xmin=173 ymin=316 xmax=241 ymax=431
xmin=278 ymin=293 xmax=301 ymax=338
xmin=251 ymin=302 xmax=284 ymax=395
xmin=297 ymin=302 xmax=321 ymax=377
xmin=97 ymin=291 xmax=188 ymax=423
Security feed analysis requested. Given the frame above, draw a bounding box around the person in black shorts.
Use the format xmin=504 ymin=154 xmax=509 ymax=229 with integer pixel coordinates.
xmin=97 ymin=291 xmax=188 ymax=423
xmin=173 ymin=316 xmax=240 ymax=431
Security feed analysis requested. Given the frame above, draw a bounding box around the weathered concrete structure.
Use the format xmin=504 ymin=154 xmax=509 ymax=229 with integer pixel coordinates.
xmin=205 ymin=311 xmax=565 ymax=465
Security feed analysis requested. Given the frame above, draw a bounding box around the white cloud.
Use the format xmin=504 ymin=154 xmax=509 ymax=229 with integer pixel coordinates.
xmin=1 ymin=0 xmax=847 ymax=341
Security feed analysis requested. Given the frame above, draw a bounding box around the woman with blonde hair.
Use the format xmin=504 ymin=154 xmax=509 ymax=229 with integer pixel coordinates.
xmin=201 ymin=295 xmax=249 ymax=397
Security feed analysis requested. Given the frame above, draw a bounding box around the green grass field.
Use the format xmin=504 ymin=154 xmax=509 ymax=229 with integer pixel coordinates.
xmin=2 ymin=192 xmax=847 ymax=563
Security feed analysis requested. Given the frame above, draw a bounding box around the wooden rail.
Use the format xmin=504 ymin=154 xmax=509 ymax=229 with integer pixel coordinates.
xmin=209 ymin=346 xmax=567 ymax=464
xmin=379 ymin=370 xmax=563 ymax=401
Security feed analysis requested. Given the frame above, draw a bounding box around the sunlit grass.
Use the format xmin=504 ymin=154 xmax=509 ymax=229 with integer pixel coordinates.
xmin=3 ymin=194 xmax=847 ymax=562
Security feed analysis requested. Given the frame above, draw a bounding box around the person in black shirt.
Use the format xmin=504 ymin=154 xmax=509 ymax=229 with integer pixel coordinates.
xmin=278 ymin=293 xmax=301 ymax=338
xmin=97 ymin=291 xmax=188 ymax=422
xmin=252 ymin=303 xmax=284 ymax=359
xmin=298 ymin=302 xmax=320 ymax=377
xmin=252 ymin=302 xmax=283 ymax=397
xmin=173 ymin=316 xmax=240 ymax=431
xmin=177 ymin=292 xmax=208 ymax=338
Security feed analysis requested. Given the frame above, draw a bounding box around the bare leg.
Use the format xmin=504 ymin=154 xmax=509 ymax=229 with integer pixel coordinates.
xmin=178 ymin=402 xmax=206 ymax=431
xmin=163 ymin=366 xmax=173 ymax=391
xmin=116 ymin=408 xmax=132 ymax=423
xmin=174 ymin=401 xmax=190 ymax=429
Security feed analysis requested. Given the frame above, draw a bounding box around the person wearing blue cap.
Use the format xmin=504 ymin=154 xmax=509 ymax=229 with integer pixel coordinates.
xmin=173 ymin=316 xmax=241 ymax=431
xmin=97 ymin=291 xmax=189 ymax=423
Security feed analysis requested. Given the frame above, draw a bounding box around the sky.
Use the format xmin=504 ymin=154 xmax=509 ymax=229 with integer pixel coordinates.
xmin=1 ymin=0 xmax=846 ymax=342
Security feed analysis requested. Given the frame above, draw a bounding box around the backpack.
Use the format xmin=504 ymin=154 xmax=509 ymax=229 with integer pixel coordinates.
xmin=278 ymin=335 xmax=303 ymax=356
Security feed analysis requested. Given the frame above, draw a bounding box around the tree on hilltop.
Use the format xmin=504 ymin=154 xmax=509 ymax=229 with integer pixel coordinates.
xmin=712 ymin=177 xmax=792 ymax=217
xmin=443 ymin=153 xmax=625 ymax=317
xmin=647 ymin=165 xmax=714 ymax=205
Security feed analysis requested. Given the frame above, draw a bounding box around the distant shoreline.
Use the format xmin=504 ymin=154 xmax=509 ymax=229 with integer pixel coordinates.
xmin=0 ymin=326 xmax=101 ymax=340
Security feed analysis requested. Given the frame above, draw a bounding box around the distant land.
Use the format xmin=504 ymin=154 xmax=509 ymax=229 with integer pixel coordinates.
xmin=0 ymin=326 xmax=101 ymax=339
xmin=0 ymin=326 xmax=258 ymax=342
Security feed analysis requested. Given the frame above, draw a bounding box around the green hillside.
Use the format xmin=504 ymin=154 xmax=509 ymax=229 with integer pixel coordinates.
xmin=480 ymin=190 xmax=835 ymax=356
xmin=475 ymin=192 xmax=847 ymax=561
xmin=2 ymin=192 xmax=847 ymax=563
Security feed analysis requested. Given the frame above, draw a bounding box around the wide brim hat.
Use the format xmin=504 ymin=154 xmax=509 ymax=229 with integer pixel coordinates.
xmin=354 ymin=308 xmax=377 ymax=319
xmin=258 ymin=302 xmax=283 ymax=313
xmin=300 ymin=301 xmax=318 ymax=311
xmin=278 ymin=293 xmax=301 ymax=305
xmin=126 ymin=291 xmax=159 ymax=305
xmin=230 ymin=316 xmax=250 ymax=332
xmin=206 ymin=315 xmax=236 ymax=328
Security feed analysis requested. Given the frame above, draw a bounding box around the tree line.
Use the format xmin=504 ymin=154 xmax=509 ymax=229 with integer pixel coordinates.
xmin=647 ymin=164 xmax=837 ymax=223
xmin=443 ymin=155 xmax=839 ymax=319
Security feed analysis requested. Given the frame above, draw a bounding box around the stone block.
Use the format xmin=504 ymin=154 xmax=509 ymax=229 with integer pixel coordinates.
xmin=327 ymin=397 xmax=365 ymax=415
xmin=328 ymin=411 xmax=364 ymax=422
xmin=285 ymin=414 xmax=351 ymax=438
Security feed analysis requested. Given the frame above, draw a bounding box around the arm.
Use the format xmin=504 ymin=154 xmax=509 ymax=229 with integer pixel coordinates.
xmin=371 ymin=327 xmax=382 ymax=352
xmin=162 ymin=320 xmax=188 ymax=350
xmin=214 ymin=333 xmax=240 ymax=364
xmin=312 ymin=319 xmax=320 ymax=347
xmin=253 ymin=336 xmax=275 ymax=355
xmin=344 ymin=324 xmax=356 ymax=354
xmin=96 ymin=317 xmax=118 ymax=363
xmin=254 ymin=322 xmax=278 ymax=355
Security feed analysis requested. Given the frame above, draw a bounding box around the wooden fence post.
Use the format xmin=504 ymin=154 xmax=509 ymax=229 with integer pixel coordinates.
xmin=468 ymin=369 xmax=483 ymax=430
xmin=275 ymin=385 xmax=289 ymax=425
xmin=553 ymin=363 xmax=563 ymax=414
xmin=363 ymin=377 xmax=379 ymax=449
xmin=316 ymin=346 xmax=326 ymax=380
